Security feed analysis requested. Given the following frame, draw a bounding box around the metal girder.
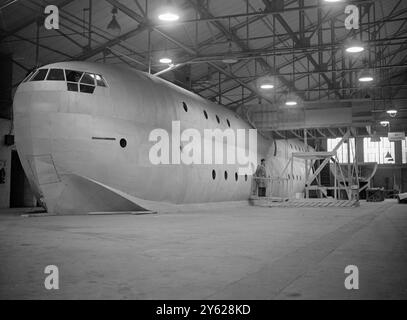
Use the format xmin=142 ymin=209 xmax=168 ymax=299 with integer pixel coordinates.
xmin=189 ymin=0 xmax=302 ymax=100
xmin=104 ymin=0 xmax=273 ymax=105
xmin=75 ymin=23 xmax=148 ymax=61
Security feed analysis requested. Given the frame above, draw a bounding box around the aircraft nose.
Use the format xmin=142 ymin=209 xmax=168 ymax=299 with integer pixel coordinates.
xmin=13 ymin=88 xmax=57 ymax=203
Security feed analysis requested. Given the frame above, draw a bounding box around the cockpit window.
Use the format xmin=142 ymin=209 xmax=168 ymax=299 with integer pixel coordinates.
xmin=30 ymin=69 xmax=48 ymax=81
xmin=80 ymin=73 xmax=95 ymax=85
xmin=80 ymin=84 xmax=95 ymax=94
xmin=47 ymin=69 xmax=65 ymax=81
xmin=25 ymin=68 xmax=107 ymax=93
xmin=94 ymin=74 xmax=106 ymax=87
xmin=79 ymin=73 xmax=96 ymax=94
xmin=65 ymin=70 xmax=83 ymax=82
xmin=22 ymin=70 xmax=36 ymax=82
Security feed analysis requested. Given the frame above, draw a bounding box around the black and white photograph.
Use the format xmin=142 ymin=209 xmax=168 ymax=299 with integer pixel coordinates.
xmin=0 ymin=0 xmax=407 ymax=303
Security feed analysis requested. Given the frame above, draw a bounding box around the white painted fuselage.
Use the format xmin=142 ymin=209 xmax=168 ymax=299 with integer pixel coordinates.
xmin=13 ymin=62 xmax=307 ymax=214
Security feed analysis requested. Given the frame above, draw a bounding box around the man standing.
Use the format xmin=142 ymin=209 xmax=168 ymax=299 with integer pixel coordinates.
xmin=255 ymin=159 xmax=267 ymax=197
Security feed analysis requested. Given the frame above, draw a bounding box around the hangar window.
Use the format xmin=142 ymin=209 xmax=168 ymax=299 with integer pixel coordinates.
xmin=203 ymin=110 xmax=208 ymax=119
xmin=212 ymin=170 xmax=216 ymax=180
xmin=363 ymin=137 xmax=395 ymax=164
xmin=327 ymin=138 xmax=355 ymax=163
xmin=183 ymin=102 xmax=188 ymax=112
xmin=46 ymin=69 xmax=65 ymax=81
xmin=403 ymin=138 xmax=407 ymax=164
xmin=31 ymin=69 xmax=48 ymax=81
xmin=224 ymin=171 xmax=228 ymax=180
xmin=216 ymin=115 xmax=220 ymax=124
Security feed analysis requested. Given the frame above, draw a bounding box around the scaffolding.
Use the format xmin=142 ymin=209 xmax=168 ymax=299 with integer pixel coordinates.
xmin=250 ymin=128 xmax=361 ymax=208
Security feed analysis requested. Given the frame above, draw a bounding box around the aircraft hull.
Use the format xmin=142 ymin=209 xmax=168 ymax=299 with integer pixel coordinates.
xmin=13 ymin=62 xmax=306 ymax=214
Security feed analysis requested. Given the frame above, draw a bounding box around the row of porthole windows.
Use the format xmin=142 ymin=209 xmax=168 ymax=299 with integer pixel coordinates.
xmin=182 ymin=102 xmax=231 ymax=128
xmin=212 ymin=169 xmax=248 ymax=182
xmin=119 ymin=140 xmax=303 ymax=182
xmin=287 ymin=174 xmax=302 ymax=181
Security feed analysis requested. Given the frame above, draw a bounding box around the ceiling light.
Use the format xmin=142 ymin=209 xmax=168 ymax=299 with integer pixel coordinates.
xmin=285 ymin=101 xmax=297 ymax=106
xmin=158 ymin=12 xmax=179 ymax=21
xmin=222 ymin=42 xmax=238 ymax=64
xmin=324 ymin=0 xmax=343 ymax=2
xmin=159 ymin=57 xmax=172 ymax=64
xmin=386 ymin=109 xmax=397 ymax=117
xmin=158 ymin=0 xmax=179 ymax=21
xmin=358 ymin=69 xmax=374 ymax=82
xmin=260 ymin=84 xmax=274 ymax=90
xmin=359 ymin=76 xmax=373 ymax=82
xmin=107 ymin=7 xmax=121 ymax=33
xmin=380 ymin=120 xmax=389 ymax=127
xmin=345 ymin=39 xmax=364 ymax=53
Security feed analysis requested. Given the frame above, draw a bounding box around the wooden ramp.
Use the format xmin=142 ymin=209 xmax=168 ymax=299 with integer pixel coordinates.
xmin=250 ymin=197 xmax=359 ymax=208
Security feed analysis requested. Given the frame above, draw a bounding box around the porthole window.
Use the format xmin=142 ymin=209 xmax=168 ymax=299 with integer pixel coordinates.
xmin=216 ymin=115 xmax=220 ymax=124
xmin=290 ymin=144 xmax=292 ymax=149
xmin=235 ymin=172 xmax=238 ymax=181
xmin=245 ymin=174 xmax=248 ymax=182
xmin=227 ymin=119 xmax=231 ymax=127
xmin=204 ymin=110 xmax=208 ymax=119
xmin=183 ymin=102 xmax=188 ymax=112
xmin=212 ymin=170 xmax=216 ymax=180
xmin=224 ymin=171 xmax=228 ymax=180
xmin=120 ymin=138 xmax=127 ymax=148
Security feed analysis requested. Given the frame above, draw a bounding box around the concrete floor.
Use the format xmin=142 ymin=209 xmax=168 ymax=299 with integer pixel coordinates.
xmin=0 ymin=200 xmax=406 ymax=300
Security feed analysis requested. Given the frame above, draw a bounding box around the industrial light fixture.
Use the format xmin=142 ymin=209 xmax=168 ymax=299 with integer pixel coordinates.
xmin=158 ymin=0 xmax=180 ymax=21
xmin=107 ymin=7 xmax=121 ymax=33
xmin=345 ymin=39 xmax=364 ymax=53
xmin=386 ymin=109 xmax=398 ymax=117
xmin=159 ymin=57 xmax=172 ymax=64
xmin=358 ymin=69 xmax=374 ymax=82
xmin=380 ymin=120 xmax=390 ymax=127
xmin=222 ymin=42 xmax=238 ymax=64
xmin=260 ymin=83 xmax=274 ymax=90
xmin=285 ymin=100 xmax=297 ymax=106
xmin=385 ymin=152 xmax=393 ymax=160
xmin=285 ymin=93 xmax=297 ymax=106
xmin=324 ymin=0 xmax=343 ymax=2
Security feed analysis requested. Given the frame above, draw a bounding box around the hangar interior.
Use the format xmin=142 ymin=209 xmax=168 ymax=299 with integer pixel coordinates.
xmin=0 ymin=0 xmax=407 ymax=300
